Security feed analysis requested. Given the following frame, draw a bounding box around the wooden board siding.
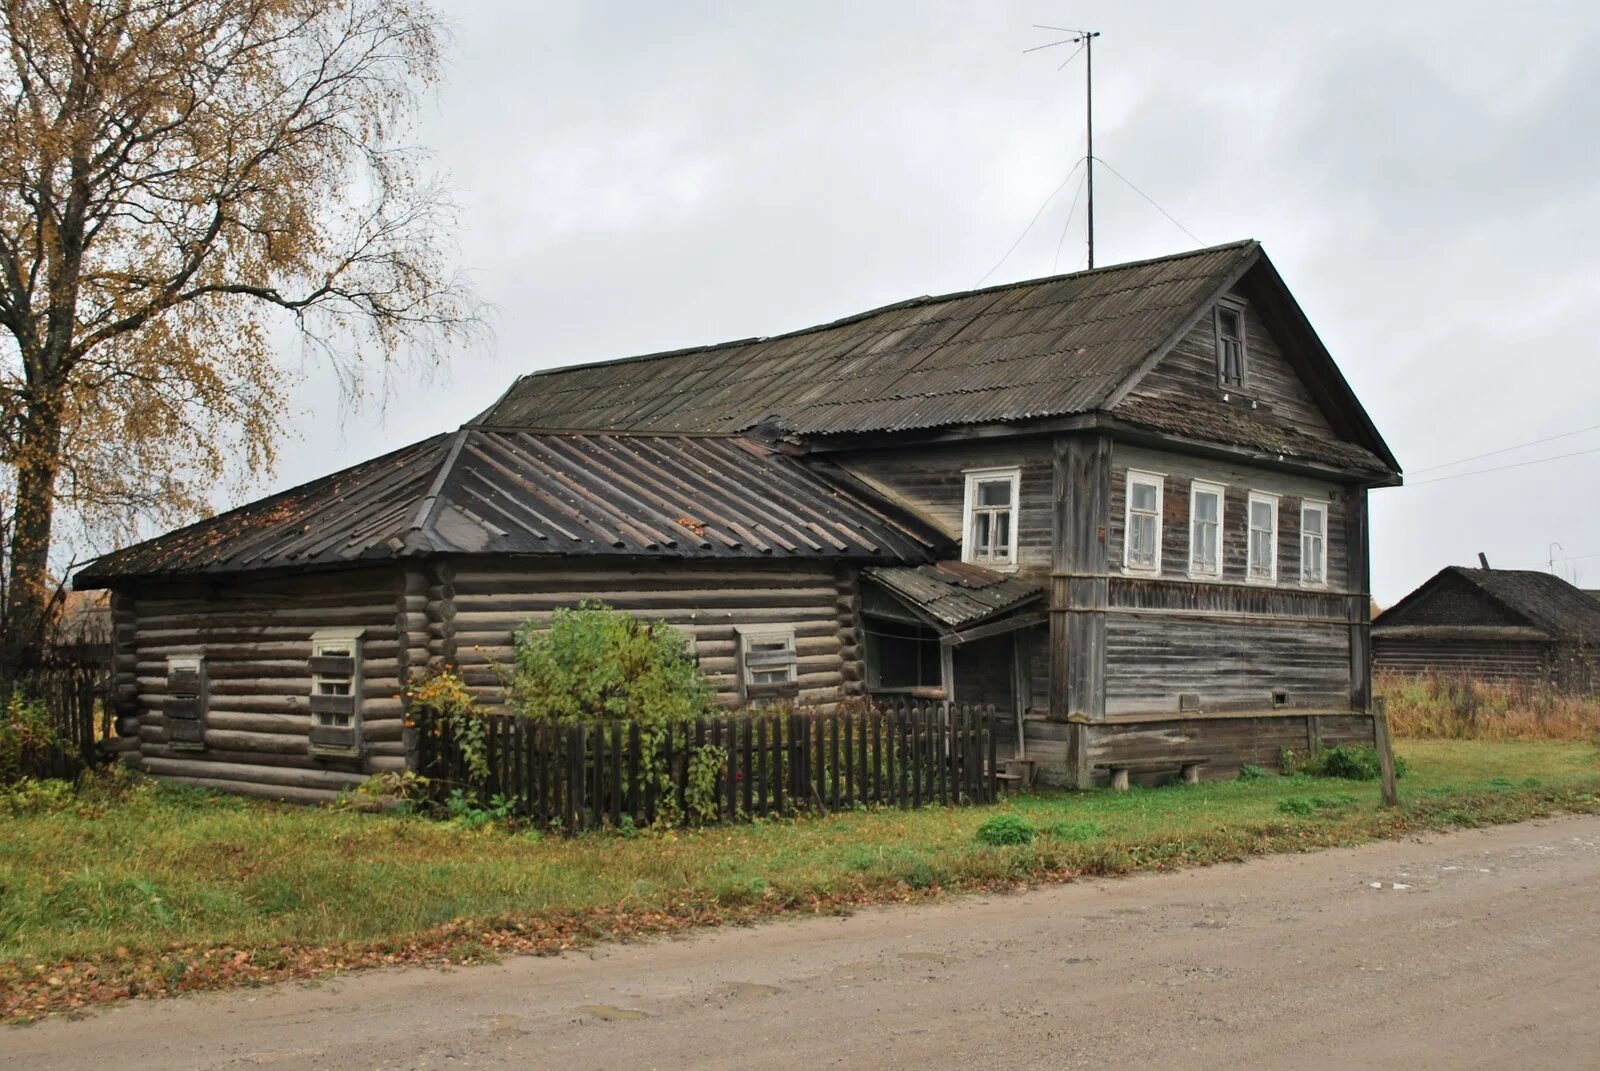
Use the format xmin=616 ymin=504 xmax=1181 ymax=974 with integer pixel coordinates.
xmin=444 ymin=558 xmax=860 ymax=711
xmin=1105 ymin=615 xmax=1352 ymax=716
xmin=838 ymin=439 xmax=1055 ymax=581
xmin=1083 ymin=714 xmax=1375 ymax=785
xmin=1374 ymin=637 xmax=1549 ymax=682
xmin=1106 ymin=444 xmax=1351 ymax=591
xmin=118 ymin=567 xmax=408 ymax=802
xmin=1127 ymin=284 xmax=1338 ymax=443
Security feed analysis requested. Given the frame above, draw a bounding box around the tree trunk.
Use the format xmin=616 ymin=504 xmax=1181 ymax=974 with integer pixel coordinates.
xmin=3 ymin=408 xmax=63 ymax=677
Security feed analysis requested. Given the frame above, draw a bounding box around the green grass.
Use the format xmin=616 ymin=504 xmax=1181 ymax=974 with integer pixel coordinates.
xmin=2 ymin=740 xmax=1598 ymax=1016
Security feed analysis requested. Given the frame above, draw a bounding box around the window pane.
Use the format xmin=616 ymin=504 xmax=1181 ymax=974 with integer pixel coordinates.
xmin=977 ymin=480 xmax=1010 ymax=507
xmin=1249 ymin=530 xmax=1273 ymax=576
xmin=1250 ymin=500 xmax=1272 ymax=529
xmin=1303 ymin=507 xmax=1325 ymax=537
xmin=1131 ymin=482 xmax=1157 ymax=511
xmin=1129 ymin=514 xmax=1157 ymax=567
xmin=1194 ymin=522 xmax=1217 ymax=571
xmin=974 ymin=512 xmax=992 ymax=554
xmin=992 ymin=510 xmax=1011 ymax=555
xmin=1194 ymin=490 xmax=1218 ymax=523
xmin=1219 ymin=308 xmax=1241 ymax=338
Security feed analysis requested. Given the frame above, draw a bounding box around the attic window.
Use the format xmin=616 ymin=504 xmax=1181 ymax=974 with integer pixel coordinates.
xmin=309 ymin=630 xmax=363 ymax=756
xmin=962 ymin=468 xmax=1021 ymax=570
xmin=1215 ymin=301 xmax=1247 ymax=389
xmin=736 ymin=624 xmax=799 ymax=707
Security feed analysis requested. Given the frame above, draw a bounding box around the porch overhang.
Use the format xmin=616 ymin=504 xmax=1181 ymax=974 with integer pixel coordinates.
xmin=861 ymin=561 xmax=1046 ymax=644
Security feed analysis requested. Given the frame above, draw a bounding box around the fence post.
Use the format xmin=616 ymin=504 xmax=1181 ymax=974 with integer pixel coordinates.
xmin=1374 ymin=697 xmax=1399 ymax=808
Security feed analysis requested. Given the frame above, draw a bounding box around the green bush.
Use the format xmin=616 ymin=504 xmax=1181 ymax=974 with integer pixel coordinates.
xmin=0 ymin=692 xmax=63 ymax=784
xmin=1277 ymin=796 xmax=1315 ymax=816
xmin=1237 ymin=763 xmax=1267 ymax=781
xmin=975 ymin=814 xmax=1036 ymax=846
xmin=1282 ymin=745 xmax=1408 ymax=782
xmin=507 ymin=600 xmax=713 ymax=726
xmin=1046 ymin=819 xmax=1106 ymax=841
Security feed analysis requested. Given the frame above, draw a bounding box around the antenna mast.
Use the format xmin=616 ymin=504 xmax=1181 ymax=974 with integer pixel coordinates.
xmin=1028 ymin=26 xmax=1101 ymax=268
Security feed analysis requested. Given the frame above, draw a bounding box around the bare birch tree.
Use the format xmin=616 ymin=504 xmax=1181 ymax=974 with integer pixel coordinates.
xmin=0 ymin=0 xmax=478 ymax=669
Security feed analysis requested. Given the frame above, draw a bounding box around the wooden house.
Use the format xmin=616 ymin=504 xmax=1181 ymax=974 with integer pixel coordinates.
xmin=75 ymin=240 xmax=1401 ymax=798
xmin=1373 ymin=566 xmax=1600 ymax=689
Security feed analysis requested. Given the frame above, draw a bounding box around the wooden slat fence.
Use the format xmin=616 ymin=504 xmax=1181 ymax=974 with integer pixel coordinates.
xmin=411 ymin=701 xmax=998 ymax=833
xmin=3 ymin=664 xmax=108 ymax=781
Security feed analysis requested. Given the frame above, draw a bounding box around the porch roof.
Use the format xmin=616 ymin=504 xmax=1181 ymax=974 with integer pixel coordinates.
xmin=862 ymin=561 xmax=1044 ymax=631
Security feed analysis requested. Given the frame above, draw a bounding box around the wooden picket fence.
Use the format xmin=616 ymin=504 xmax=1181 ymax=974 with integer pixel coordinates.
xmin=411 ymin=701 xmax=998 ymax=832
xmin=3 ymin=663 xmax=108 ymax=781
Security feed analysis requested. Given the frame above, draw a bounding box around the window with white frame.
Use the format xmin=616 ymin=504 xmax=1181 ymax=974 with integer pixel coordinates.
xmin=1300 ymin=501 xmax=1328 ymax=586
xmin=1247 ymin=492 xmax=1279 ymax=583
xmin=309 ymin=629 xmax=362 ymax=755
xmin=962 ymin=468 xmax=1020 ymax=569
xmin=1189 ymin=481 xmax=1224 ymax=578
xmin=1123 ymin=470 xmax=1165 ymax=574
xmin=736 ymin=624 xmax=798 ymax=706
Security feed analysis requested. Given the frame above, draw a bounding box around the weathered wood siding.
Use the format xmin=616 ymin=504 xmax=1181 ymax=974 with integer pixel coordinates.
xmin=838 ymin=439 xmax=1054 ymax=581
xmin=445 ymin=558 xmax=862 ymax=711
xmin=1373 ymin=637 xmax=1548 ymax=682
xmin=1084 ymin=714 xmax=1375 ymax=785
xmin=1097 ymin=442 xmax=1362 ymax=721
xmin=116 ymin=567 xmax=409 ymax=802
xmin=1127 ymin=284 xmax=1338 ymax=442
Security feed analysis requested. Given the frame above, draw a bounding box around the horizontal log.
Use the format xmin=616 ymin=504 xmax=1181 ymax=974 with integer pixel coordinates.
xmin=143 ymin=756 xmax=367 ymax=791
xmin=446 ymin=605 xmax=837 ymax=631
xmin=154 ymin=777 xmax=345 ymax=805
xmin=448 ymin=567 xmax=834 ymax=595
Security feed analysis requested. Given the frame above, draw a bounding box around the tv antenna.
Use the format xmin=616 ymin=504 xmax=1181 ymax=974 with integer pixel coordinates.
xmin=1026 ymin=25 xmax=1101 ymax=268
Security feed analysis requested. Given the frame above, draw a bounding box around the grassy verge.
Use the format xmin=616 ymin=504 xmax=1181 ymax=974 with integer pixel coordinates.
xmin=4 ymin=739 xmax=1599 ymax=1021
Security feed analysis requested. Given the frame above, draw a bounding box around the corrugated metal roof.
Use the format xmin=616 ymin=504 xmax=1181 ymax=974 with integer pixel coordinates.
xmin=76 ymin=431 xmax=947 ymax=585
xmin=862 ymin=561 xmax=1045 ymax=630
xmin=478 ymin=243 xmax=1260 ymax=436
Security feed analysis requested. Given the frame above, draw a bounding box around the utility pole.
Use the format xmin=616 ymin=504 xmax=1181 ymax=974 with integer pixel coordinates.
xmin=1029 ymin=27 xmax=1101 ymax=268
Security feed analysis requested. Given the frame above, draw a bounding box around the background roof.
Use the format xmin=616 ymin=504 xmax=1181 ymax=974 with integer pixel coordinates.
xmin=77 ymin=431 xmax=945 ymax=585
xmin=1375 ymin=566 xmax=1600 ymax=644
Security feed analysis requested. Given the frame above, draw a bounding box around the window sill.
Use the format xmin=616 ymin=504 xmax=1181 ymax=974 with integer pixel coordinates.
xmin=1298 ymin=580 xmax=1329 ymax=591
xmin=1186 ymin=569 xmax=1223 ymax=582
xmin=965 ymin=557 xmax=1020 ymax=574
xmin=1121 ymin=565 xmax=1162 ymax=579
xmin=1244 ymin=575 xmax=1278 ymax=586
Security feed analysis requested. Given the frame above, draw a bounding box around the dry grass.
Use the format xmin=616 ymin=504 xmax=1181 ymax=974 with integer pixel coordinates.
xmin=1379 ymin=671 xmax=1600 ymax=742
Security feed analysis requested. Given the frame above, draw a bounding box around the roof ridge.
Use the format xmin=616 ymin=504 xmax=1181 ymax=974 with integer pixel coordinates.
xmin=501 ymin=240 xmax=1260 ymax=387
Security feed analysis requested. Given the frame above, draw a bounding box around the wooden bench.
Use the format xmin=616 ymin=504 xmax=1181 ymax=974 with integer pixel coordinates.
xmin=1095 ymin=757 xmax=1209 ymax=791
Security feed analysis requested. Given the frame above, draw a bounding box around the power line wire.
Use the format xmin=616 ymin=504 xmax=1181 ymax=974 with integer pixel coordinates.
xmin=975 ymin=158 xmax=1084 ymax=287
xmin=1409 ymin=422 xmax=1600 ymax=474
xmin=1052 ymin=167 xmax=1088 ymax=273
xmin=1090 ymin=156 xmax=1203 ymax=245
xmin=1408 ymin=445 xmax=1600 ymax=486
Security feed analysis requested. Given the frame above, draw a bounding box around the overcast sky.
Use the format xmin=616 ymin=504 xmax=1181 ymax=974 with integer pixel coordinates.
xmin=248 ymin=0 xmax=1598 ymax=606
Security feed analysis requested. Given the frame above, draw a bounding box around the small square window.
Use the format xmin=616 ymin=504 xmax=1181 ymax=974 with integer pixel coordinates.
xmin=736 ymin=624 xmax=799 ymax=707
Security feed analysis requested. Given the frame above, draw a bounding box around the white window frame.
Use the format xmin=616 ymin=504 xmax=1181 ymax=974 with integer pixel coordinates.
xmin=1122 ymin=469 xmax=1165 ymax=576
xmin=1300 ymin=500 xmax=1329 ymax=588
xmin=1188 ymin=480 xmax=1226 ymax=579
xmin=1246 ymin=491 xmax=1280 ymax=585
xmin=961 ymin=467 xmax=1021 ymax=571
xmin=309 ymin=629 xmax=363 ymax=751
xmin=735 ymin=623 xmax=799 ymax=706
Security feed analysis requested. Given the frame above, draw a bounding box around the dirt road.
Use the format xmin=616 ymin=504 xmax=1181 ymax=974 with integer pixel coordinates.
xmin=13 ymin=814 xmax=1600 ymax=1070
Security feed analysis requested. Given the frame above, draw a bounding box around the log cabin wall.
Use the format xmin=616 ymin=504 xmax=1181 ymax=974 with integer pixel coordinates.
xmin=444 ymin=557 xmax=862 ymax=712
xmin=115 ymin=566 xmax=408 ymax=802
xmin=1372 ymin=637 xmax=1549 ymax=682
xmin=835 ymin=438 xmax=1055 ymax=583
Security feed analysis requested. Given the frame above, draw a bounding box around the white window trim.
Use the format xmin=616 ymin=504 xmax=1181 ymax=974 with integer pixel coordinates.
xmin=310 ymin=627 xmax=364 ymax=729
xmin=1246 ymin=491 xmax=1280 ymax=585
xmin=734 ymin=623 xmax=799 ymax=705
xmin=1122 ymin=469 xmax=1165 ymax=576
xmin=1187 ymin=480 xmax=1226 ymax=580
xmin=960 ymin=466 xmax=1022 ymax=572
xmin=1299 ymin=499 xmax=1329 ymax=589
